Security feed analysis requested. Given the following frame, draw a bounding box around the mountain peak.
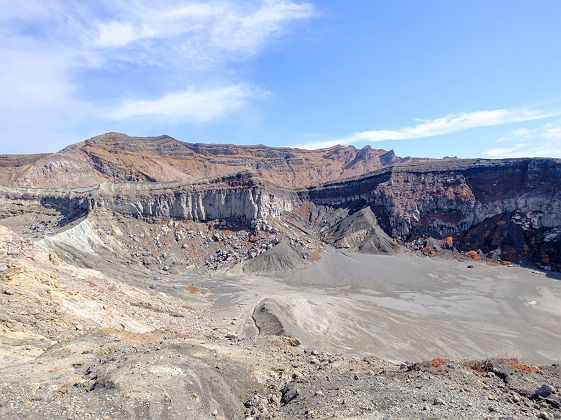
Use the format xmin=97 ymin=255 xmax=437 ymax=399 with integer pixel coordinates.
xmin=1 ymin=133 xmax=402 ymax=189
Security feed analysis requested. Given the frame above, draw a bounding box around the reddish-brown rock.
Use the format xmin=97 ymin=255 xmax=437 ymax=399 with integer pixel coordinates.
xmin=0 ymin=132 xmax=411 ymax=188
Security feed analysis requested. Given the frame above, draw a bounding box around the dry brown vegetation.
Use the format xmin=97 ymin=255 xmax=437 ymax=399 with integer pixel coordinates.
xmin=186 ymin=283 xmax=199 ymax=294
xmin=421 ymin=247 xmax=437 ymax=257
xmin=430 ymin=357 xmax=444 ymax=368
xmin=470 ymin=357 xmax=539 ymax=373
xmin=465 ymin=250 xmax=481 ymax=261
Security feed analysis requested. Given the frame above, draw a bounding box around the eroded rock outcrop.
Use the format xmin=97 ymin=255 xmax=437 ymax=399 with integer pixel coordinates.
xmin=297 ymin=158 xmax=561 ymax=269
xmin=1 ymin=157 xmax=560 ymax=270
xmin=328 ymin=207 xmax=399 ymax=253
xmin=0 ymin=172 xmax=297 ymax=226
xmin=301 ymin=159 xmax=560 ymax=237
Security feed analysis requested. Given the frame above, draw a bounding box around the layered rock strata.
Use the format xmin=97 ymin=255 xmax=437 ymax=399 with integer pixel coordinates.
xmin=1 ymin=158 xmax=560 ymax=269
xmin=0 ymin=172 xmax=296 ymax=225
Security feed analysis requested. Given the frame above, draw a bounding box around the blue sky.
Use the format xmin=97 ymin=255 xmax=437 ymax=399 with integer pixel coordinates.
xmin=1 ymin=0 xmax=561 ymax=158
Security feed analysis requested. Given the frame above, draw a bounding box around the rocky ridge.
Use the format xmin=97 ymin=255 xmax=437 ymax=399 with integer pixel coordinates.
xmin=297 ymin=158 xmax=561 ymax=270
xmin=0 ymin=132 xmax=411 ymax=189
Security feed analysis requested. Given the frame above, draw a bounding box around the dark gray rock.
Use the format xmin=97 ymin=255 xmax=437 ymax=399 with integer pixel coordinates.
xmin=281 ymin=384 xmax=300 ymax=404
xmin=533 ymin=384 xmax=556 ymax=398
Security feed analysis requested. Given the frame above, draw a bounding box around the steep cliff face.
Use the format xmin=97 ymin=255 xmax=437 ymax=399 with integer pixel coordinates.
xmin=0 ymin=173 xmax=297 ymax=227
xmin=1 ymin=157 xmax=560 ymax=270
xmin=93 ymin=180 xmax=296 ymax=222
xmin=300 ymin=159 xmax=560 ymax=234
xmin=298 ymin=158 xmax=561 ymax=269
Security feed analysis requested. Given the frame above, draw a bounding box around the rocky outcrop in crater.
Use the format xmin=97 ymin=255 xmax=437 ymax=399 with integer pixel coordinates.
xmin=297 ymin=158 xmax=561 ymax=269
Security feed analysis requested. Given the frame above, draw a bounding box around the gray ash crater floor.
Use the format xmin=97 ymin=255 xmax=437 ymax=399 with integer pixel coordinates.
xmin=193 ymin=247 xmax=561 ymax=364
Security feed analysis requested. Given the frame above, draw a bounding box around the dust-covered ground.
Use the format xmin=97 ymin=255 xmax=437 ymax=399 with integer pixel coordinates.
xmin=1 ymin=215 xmax=561 ymax=419
xmin=209 ymin=248 xmax=561 ymax=363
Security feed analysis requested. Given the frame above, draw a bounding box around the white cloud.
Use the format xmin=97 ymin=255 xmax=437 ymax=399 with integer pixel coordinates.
xmin=296 ymin=108 xmax=558 ymax=149
xmin=90 ymin=0 xmax=315 ymax=66
xmin=3 ymin=0 xmax=314 ymax=68
xmin=95 ymin=21 xmax=143 ymax=48
xmin=92 ymin=3 xmax=216 ymax=49
xmin=107 ymin=85 xmax=263 ymax=121
xmin=209 ymin=0 xmax=316 ymax=56
xmin=0 ymin=0 xmax=315 ymax=152
xmin=483 ymin=123 xmax=561 ymax=158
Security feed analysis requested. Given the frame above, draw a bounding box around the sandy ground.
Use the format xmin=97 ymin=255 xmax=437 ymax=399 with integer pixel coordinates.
xmin=6 ymin=210 xmax=560 ymax=364
xmin=180 ymin=248 xmax=561 ymax=364
xmin=2 ymin=221 xmax=561 ymax=419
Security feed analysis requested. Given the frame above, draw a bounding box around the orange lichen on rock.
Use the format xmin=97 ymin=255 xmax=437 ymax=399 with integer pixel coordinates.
xmin=271 ymin=337 xmax=301 ymax=347
xmin=458 ymin=185 xmax=472 ymax=200
xmin=470 ymin=358 xmax=539 ymax=374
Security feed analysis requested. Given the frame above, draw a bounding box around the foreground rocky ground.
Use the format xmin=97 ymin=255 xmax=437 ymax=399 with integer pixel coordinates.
xmin=1 ymin=222 xmax=561 ymax=419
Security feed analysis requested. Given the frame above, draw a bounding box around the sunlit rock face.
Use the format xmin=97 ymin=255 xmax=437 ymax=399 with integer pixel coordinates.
xmin=0 ymin=132 xmax=408 ymax=189
xmin=1 ymin=157 xmax=560 ymax=270
xmin=0 ymin=172 xmax=297 ymax=224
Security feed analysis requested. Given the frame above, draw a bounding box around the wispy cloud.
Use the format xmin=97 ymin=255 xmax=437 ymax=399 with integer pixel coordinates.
xmin=0 ymin=1 xmax=315 ymax=152
xmin=0 ymin=0 xmax=316 ymax=66
xmin=92 ymin=1 xmax=315 ymax=63
xmin=107 ymin=85 xmax=264 ymax=121
xmin=296 ymin=108 xmax=557 ymax=149
xmin=483 ymin=123 xmax=561 ymax=158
